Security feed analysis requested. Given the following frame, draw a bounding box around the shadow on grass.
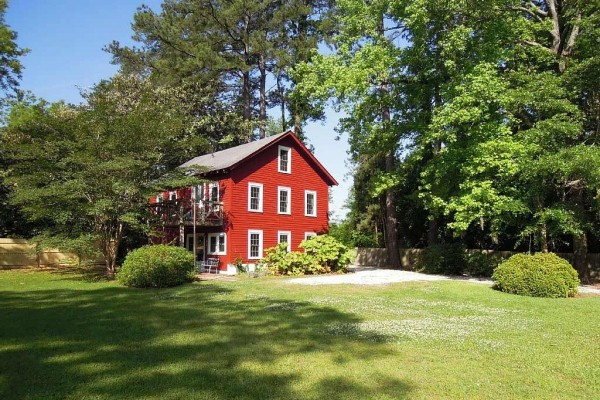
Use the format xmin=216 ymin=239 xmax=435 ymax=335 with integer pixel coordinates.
xmin=0 ymin=280 xmax=412 ymax=399
xmin=46 ymin=265 xmax=111 ymax=283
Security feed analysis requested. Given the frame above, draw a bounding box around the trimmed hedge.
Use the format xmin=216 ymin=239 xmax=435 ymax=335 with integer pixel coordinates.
xmin=416 ymin=243 xmax=465 ymax=275
xmin=118 ymin=245 xmax=195 ymax=288
xmin=492 ymin=253 xmax=579 ymax=298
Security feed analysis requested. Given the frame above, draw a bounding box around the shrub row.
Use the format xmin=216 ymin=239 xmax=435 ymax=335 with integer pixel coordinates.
xmin=416 ymin=243 xmax=503 ymax=277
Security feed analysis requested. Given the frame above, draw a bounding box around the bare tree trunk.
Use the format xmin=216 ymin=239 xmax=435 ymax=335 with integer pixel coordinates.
xmin=277 ymin=74 xmax=286 ymax=132
xmin=573 ymin=232 xmax=590 ymax=284
xmin=428 ymin=86 xmax=442 ymax=246
xmin=384 ymin=150 xmax=402 ymax=269
xmin=242 ymin=70 xmax=252 ymax=142
xmin=101 ymin=222 xmax=123 ymax=279
xmin=377 ymin=17 xmax=402 ymax=269
xmin=259 ymin=53 xmax=267 ymax=139
xmin=294 ymin=113 xmax=302 ymax=138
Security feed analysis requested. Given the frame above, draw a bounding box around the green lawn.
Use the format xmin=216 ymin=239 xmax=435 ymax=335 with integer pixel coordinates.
xmin=1 ymin=269 xmax=599 ymax=399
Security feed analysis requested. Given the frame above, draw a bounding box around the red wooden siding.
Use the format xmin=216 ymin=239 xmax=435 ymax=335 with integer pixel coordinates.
xmin=223 ymin=135 xmax=330 ymax=266
xmin=150 ymin=133 xmax=334 ymax=271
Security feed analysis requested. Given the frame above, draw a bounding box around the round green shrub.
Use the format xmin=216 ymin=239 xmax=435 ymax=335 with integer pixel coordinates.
xmin=492 ymin=253 xmax=579 ymax=298
xmin=416 ymin=243 xmax=465 ymax=275
xmin=300 ymin=234 xmax=352 ymax=273
xmin=118 ymin=245 xmax=195 ymax=288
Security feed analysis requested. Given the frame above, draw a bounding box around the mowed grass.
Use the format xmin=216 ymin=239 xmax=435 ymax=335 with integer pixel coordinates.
xmin=1 ymin=269 xmax=599 ymax=399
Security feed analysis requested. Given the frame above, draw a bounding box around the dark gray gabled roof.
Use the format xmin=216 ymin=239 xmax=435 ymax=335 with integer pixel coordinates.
xmin=179 ymin=131 xmax=287 ymax=172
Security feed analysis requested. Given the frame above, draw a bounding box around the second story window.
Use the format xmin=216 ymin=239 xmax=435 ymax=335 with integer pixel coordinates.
xmin=248 ymin=183 xmax=263 ymax=213
xmin=278 ymin=186 xmax=291 ymax=214
xmin=169 ymin=191 xmax=177 ymax=201
xmin=209 ymin=183 xmax=219 ymax=211
xmin=305 ymin=190 xmax=317 ymax=217
xmin=278 ymin=146 xmax=291 ymax=173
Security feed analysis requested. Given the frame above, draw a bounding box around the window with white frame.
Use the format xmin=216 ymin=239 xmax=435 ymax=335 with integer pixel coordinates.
xmin=169 ymin=190 xmax=177 ymax=201
xmin=192 ymin=184 xmax=206 ymax=202
xmin=278 ymin=186 xmax=291 ymax=214
xmin=305 ymin=190 xmax=317 ymax=217
xmin=248 ymin=183 xmax=263 ymax=212
xmin=248 ymin=230 xmax=263 ymax=259
xmin=209 ymin=182 xmax=219 ymax=211
xmin=278 ymin=146 xmax=291 ymax=173
xmin=207 ymin=233 xmax=226 ymax=255
xmin=278 ymin=231 xmax=291 ymax=252
xmin=304 ymin=232 xmax=317 ymax=241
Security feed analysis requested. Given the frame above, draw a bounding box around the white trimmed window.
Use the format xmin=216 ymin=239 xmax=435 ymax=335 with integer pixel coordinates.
xmin=155 ymin=195 xmax=163 ymax=204
xmin=304 ymin=232 xmax=317 ymax=241
xmin=278 ymin=146 xmax=291 ymax=173
xmin=305 ymin=190 xmax=317 ymax=217
xmin=248 ymin=183 xmax=263 ymax=212
xmin=278 ymin=231 xmax=291 ymax=252
xmin=207 ymin=233 xmax=226 ymax=255
xmin=278 ymin=186 xmax=291 ymax=214
xmin=209 ymin=183 xmax=219 ymax=202
xmin=209 ymin=182 xmax=220 ymax=211
xmin=248 ymin=230 xmax=263 ymax=259
xmin=192 ymin=184 xmax=206 ymax=202
xmin=169 ymin=191 xmax=177 ymax=201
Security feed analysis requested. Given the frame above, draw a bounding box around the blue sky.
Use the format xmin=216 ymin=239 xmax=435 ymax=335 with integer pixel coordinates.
xmin=6 ymin=0 xmax=351 ymax=220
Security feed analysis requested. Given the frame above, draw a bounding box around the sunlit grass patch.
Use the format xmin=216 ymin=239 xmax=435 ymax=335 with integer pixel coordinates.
xmin=0 ymin=270 xmax=598 ymax=400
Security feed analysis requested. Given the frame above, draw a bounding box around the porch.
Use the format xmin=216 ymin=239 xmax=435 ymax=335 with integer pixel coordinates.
xmin=151 ymin=199 xmax=224 ymax=227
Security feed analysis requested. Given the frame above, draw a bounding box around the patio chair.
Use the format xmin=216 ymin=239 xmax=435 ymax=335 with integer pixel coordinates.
xmin=202 ymin=258 xmax=219 ymax=274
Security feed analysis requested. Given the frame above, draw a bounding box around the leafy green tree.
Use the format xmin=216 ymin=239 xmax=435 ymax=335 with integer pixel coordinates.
xmin=294 ymin=0 xmax=406 ymax=268
xmin=1 ymin=76 xmax=210 ymax=276
xmin=0 ymin=0 xmax=28 ymax=97
xmin=0 ymin=0 xmax=29 ymax=237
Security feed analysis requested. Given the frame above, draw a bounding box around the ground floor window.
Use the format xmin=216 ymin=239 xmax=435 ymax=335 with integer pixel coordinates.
xmin=248 ymin=230 xmax=263 ymax=259
xmin=278 ymin=231 xmax=291 ymax=252
xmin=207 ymin=232 xmax=226 ymax=255
xmin=304 ymin=232 xmax=317 ymax=241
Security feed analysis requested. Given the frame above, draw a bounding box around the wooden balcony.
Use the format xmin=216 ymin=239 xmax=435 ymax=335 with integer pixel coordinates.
xmin=151 ymin=199 xmax=224 ymax=227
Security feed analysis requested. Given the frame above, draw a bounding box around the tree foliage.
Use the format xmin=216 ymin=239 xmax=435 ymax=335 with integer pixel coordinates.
xmin=1 ymin=75 xmax=219 ymax=276
xmin=108 ymin=0 xmax=333 ymax=139
xmin=294 ymin=0 xmax=600 ymax=281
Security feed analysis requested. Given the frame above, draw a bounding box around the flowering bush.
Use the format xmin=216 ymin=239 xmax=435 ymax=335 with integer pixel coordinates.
xmin=261 ymin=235 xmax=352 ymax=276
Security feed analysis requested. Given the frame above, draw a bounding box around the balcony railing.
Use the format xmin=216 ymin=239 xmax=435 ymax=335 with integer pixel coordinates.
xmin=150 ymin=199 xmax=223 ymax=227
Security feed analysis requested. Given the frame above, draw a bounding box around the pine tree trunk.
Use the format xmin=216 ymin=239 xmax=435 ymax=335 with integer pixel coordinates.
xmin=573 ymin=232 xmax=590 ymax=284
xmin=259 ymin=53 xmax=267 ymax=139
xmin=242 ymin=70 xmax=252 ymax=141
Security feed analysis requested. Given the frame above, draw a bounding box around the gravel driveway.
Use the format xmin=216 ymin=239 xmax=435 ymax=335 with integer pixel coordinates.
xmin=286 ymin=266 xmax=600 ymax=294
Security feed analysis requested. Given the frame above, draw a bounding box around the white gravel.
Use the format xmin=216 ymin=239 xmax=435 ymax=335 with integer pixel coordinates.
xmin=287 ymin=266 xmax=492 ymax=286
xmin=287 ymin=266 xmax=600 ymax=294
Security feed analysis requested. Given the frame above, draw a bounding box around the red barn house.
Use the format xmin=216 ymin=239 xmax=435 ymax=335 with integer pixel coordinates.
xmin=150 ymin=130 xmax=338 ymax=274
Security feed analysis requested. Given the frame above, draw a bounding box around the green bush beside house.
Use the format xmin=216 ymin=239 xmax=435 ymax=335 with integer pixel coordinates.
xmin=118 ymin=245 xmax=195 ymax=288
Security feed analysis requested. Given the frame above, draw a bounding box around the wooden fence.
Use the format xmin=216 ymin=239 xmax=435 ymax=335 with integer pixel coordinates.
xmin=0 ymin=238 xmax=83 ymax=269
xmin=355 ymin=247 xmax=600 ymax=280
